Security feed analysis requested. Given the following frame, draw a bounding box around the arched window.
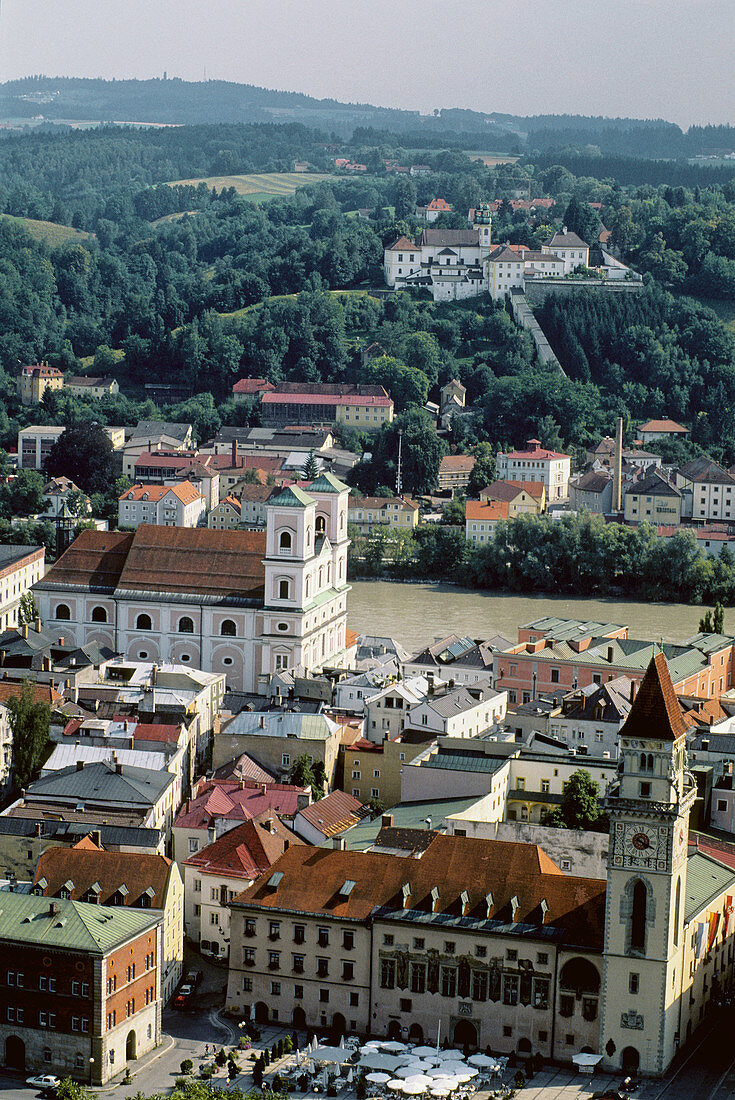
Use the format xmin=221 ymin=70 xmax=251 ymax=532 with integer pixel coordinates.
xmin=56 ymin=604 xmax=71 ymax=621
xmin=316 ymin=515 xmax=326 ymax=536
xmin=91 ymin=606 xmax=107 ymax=623
xmin=178 ymin=616 xmax=194 ymax=634
xmin=220 ymin=620 xmax=236 ymax=637
xmin=631 ymin=880 xmax=647 ymax=952
xmin=674 ymin=878 xmax=681 ymax=947
xmin=639 ymin=752 xmax=647 ymax=771
xmin=305 ymin=576 xmax=311 ymax=598
xmin=647 ymin=754 xmax=654 ymax=772
xmin=318 ymin=567 xmax=324 ymax=587
xmin=136 ymin=614 xmax=152 ymax=631
xmin=279 ymin=530 xmax=293 ymax=554
xmin=278 ymin=579 xmax=291 ymax=601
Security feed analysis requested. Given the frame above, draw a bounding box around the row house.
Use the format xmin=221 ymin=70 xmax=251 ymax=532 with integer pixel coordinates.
xmin=118 ymin=481 xmax=206 ymax=529
xmin=496 ymin=439 xmax=571 ymax=502
xmin=261 ymin=384 xmax=394 ymax=431
xmin=676 ymin=456 xmax=735 ymax=523
xmin=0 ymin=891 xmax=161 ymax=1084
xmin=348 ymin=496 xmax=420 ymax=535
xmin=465 ymin=499 xmax=508 ymax=542
xmin=480 ymin=480 xmax=546 ymax=516
xmin=31 ymin=839 xmax=183 ymax=1005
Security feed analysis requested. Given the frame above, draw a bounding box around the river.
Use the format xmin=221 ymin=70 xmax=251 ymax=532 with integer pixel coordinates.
xmin=347 ymin=580 xmax=730 ymax=653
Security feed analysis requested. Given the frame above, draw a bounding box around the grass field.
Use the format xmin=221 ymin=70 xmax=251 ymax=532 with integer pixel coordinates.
xmin=465 ymin=153 xmax=519 ymax=166
xmin=688 ymin=295 xmax=735 ymax=336
xmin=164 ymin=172 xmax=336 ymax=200
xmin=219 ymin=288 xmax=380 ymax=323
xmin=79 ymin=348 xmax=125 ymax=369
xmin=150 ymin=210 xmax=200 ymax=226
xmin=1 ymin=214 xmax=92 ymax=246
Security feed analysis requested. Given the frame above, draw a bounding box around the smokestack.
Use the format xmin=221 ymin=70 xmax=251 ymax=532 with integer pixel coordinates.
xmin=232 ymin=439 xmax=237 ymax=467
xmin=613 ymin=416 xmax=623 ymax=513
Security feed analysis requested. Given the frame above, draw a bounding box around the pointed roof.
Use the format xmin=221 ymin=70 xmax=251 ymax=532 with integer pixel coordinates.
xmin=618 ymin=653 xmax=688 ymax=742
xmin=308 ymin=472 xmax=350 ymax=494
xmin=267 ymin=485 xmax=316 ymax=508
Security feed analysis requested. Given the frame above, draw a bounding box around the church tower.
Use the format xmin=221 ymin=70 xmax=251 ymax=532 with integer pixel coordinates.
xmin=600 ymin=654 xmax=696 ymax=1077
xmin=471 ymin=202 xmax=493 ymax=262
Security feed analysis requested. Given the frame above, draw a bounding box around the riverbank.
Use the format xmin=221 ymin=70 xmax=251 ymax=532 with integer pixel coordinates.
xmin=347 ymin=579 xmax=725 ymax=654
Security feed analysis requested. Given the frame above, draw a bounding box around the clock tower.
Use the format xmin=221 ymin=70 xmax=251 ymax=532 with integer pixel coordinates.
xmin=600 ymin=654 xmax=696 ymax=1077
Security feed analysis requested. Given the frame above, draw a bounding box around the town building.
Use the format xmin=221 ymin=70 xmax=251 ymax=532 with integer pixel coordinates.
xmin=0 ymin=679 xmax=61 ymax=793
xmin=437 ymin=454 xmax=475 ymax=494
xmin=364 ymin=677 xmax=438 ymax=743
xmin=637 ymin=418 xmax=689 ymax=443
xmin=465 ymin=499 xmax=508 ymax=542
xmin=34 ymin=473 xmax=353 ymax=693
xmin=624 ymin=468 xmax=682 ymax=526
xmin=232 ymin=378 xmax=275 ymax=402
xmin=64 ymin=376 xmax=120 ymax=398
xmin=347 ymin=496 xmax=420 ymax=534
xmin=293 ymin=789 xmax=366 ymax=845
xmin=0 ymin=891 xmax=162 ymax=1082
xmin=183 ymin=813 xmax=302 ymax=959
xmin=31 ymin=839 xmax=183 ymax=1004
xmin=496 ymin=439 xmax=571 ymax=502
xmin=209 ymin=485 xmax=277 ymax=531
xmin=0 ymin=819 xmax=166 ymax=881
xmin=17 ymin=363 xmax=64 ymax=405
xmin=404 ymin=684 xmax=507 ymax=739
xmin=0 ymin=545 xmax=45 ymax=632
xmin=208 ymin=495 xmax=243 ymax=530
xmin=261 ymin=384 xmax=394 ymax=431
xmin=479 ymin=480 xmax=546 ymax=516
xmin=122 ymin=422 xmax=195 ymax=480
xmin=569 ymin=470 xmax=614 ymax=515
xmin=494 ymin=616 xmax=735 ymax=704
xmin=17 ymin=425 xmax=122 ymax=471
xmin=544 ymin=229 xmax=590 ymax=272
xmin=213 ymin=711 xmax=344 ymax=787
xmin=42 ymin=477 xmax=90 ymax=519
xmin=118 ymin=481 xmax=206 ymax=529
xmin=415 ymin=198 xmax=452 ymax=222
xmin=172 ymin=778 xmax=310 ymax=866
xmin=338 ymin=733 xmax=435 ymax=809
xmin=403 ymin=634 xmax=510 ymax=686
xmin=548 ymin=677 xmax=635 ymax=758
xmin=676 ymin=456 xmax=735 ymax=523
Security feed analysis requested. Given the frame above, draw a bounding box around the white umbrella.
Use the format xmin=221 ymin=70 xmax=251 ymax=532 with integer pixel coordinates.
xmin=359 ymin=1053 xmax=406 ymax=1073
xmin=454 ymin=1072 xmax=476 ymax=1083
xmin=427 ymin=1068 xmax=453 ymax=1079
xmin=313 ymin=1045 xmax=349 ymax=1065
xmin=437 ymin=1063 xmax=468 ymax=1075
xmin=346 ymin=1069 xmax=354 ymax=1084
xmin=403 ymin=1075 xmax=433 ymax=1087
xmin=402 ymin=1084 xmax=425 ymax=1096
xmin=436 ymin=1051 xmax=463 ymax=1060
xmin=411 ymin=1047 xmax=438 ymax=1059
xmin=387 ymin=1080 xmax=404 ymax=1092
xmin=396 ymin=1065 xmax=421 ymax=1078
xmin=366 ymin=1072 xmax=392 ymax=1084
xmin=383 ymin=1042 xmax=408 ymax=1052
xmin=432 ymin=1078 xmax=460 ymax=1091
xmin=430 ymin=1090 xmax=451 ymax=1098
xmin=468 ymin=1055 xmax=495 ymax=1068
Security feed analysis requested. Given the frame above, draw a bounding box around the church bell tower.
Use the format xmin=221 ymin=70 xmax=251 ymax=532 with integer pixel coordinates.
xmin=600 ymin=653 xmax=696 ymax=1077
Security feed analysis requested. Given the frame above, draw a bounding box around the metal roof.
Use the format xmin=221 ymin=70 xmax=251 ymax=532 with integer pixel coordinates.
xmin=417 ymin=749 xmax=509 ymax=774
xmin=221 ymin=711 xmax=339 ymax=742
xmin=336 ymin=797 xmax=483 ymax=851
xmin=684 ymin=851 xmax=735 ymax=922
xmin=27 ymin=761 xmax=174 ymax=808
xmin=0 ymin=891 xmax=160 ymax=953
xmin=0 ymin=816 xmax=161 ymax=848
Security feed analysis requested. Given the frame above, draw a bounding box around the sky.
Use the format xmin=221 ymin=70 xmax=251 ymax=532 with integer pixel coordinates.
xmin=1 ymin=0 xmax=734 ymax=129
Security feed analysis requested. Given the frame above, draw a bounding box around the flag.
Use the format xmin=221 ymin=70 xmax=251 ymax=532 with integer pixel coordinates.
xmin=725 ymin=896 xmax=734 ymax=937
xmin=695 ymin=921 xmax=706 ymax=959
xmin=708 ymin=911 xmax=721 ymax=953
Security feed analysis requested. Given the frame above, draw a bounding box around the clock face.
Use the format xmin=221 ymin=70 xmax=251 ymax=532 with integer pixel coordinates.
xmin=624 ymin=824 xmax=656 ymax=854
xmin=632 ymin=831 xmax=651 ymax=851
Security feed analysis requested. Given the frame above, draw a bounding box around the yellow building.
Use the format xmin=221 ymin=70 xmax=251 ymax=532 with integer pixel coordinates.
xmin=348 ymin=496 xmax=419 ymax=534
xmin=624 ymin=468 xmax=682 ymax=525
xmin=17 ymin=363 xmax=64 ymax=406
xmin=338 ymin=733 xmax=433 ymax=809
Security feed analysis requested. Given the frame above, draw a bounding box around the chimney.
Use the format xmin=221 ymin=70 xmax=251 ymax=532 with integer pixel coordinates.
xmin=381 ymin=813 xmax=394 ymax=828
xmin=630 ymin=680 xmax=636 ymax=702
xmin=35 ymin=822 xmax=42 ymax=837
xmin=332 ymin=837 xmax=345 ymax=850
xmin=232 ymin=439 xmax=237 ymax=467
xmin=613 ymin=415 xmax=623 ymax=513
xmin=92 ymin=829 xmax=101 ymax=846
xmin=22 ymin=623 xmax=28 ymax=639
xmin=57 ymin=637 xmax=65 ymax=647
xmin=76 ymin=760 xmax=84 ymax=771
xmin=261 ymin=783 xmax=267 ymax=795
xmin=607 ymin=646 xmax=614 ymax=663
xmin=115 ymin=762 xmax=123 ymax=775
xmin=34 ymin=617 xmax=41 ymax=632
xmin=49 ymin=901 xmax=58 ymax=916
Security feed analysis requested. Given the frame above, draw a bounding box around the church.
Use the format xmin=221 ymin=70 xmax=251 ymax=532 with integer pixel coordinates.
xmin=225 ymin=655 xmax=735 ymax=1077
xmin=33 ymin=473 xmax=353 ymax=693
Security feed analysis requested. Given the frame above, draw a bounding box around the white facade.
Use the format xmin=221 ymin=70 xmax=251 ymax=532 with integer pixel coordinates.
xmin=118 ymin=483 xmax=206 ymax=529
xmin=406 ymin=687 xmax=507 ymax=738
xmin=497 ymin=440 xmax=571 ymax=502
xmin=183 ymin=862 xmax=246 ymax=958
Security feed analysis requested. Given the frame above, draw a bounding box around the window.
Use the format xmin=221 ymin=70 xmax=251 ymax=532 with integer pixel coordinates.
xmin=342 ymin=962 xmax=354 ymax=981
xmin=319 ymin=988 xmax=329 ymax=1003
xmin=294 ymin=984 xmax=303 ymax=998
xmin=55 ymin=603 xmax=71 ymax=620
xmin=411 ymin=962 xmax=426 ymax=993
xmin=268 ymin=951 xmax=281 ymax=970
xmin=210 ymin=913 xmax=219 ymax=925
xmin=537 ymin=952 xmax=548 ymax=966
xmin=43 ymin=1048 xmax=52 ymax=1063
xmin=293 ymin=955 xmax=305 ymax=973
xmin=220 ymin=619 xmax=237 ymax=636
xmin=560 ymin=994 xmax=574 ymax=1017
xmin=136 ymin=613 xmax=152 ymax=630
xmin=278 ymin=579 xmax=291 ymax=600
xmin=550 ymin=668 xmax=559 ymax=683
xmin=189 ymin=838 xmax=199 ymax=854
xmin=271 ymin=981 xmax=281 ymax=996
xmin=243 ymin=977 xmax=253 ymax=992
xmin=413 ymin=937 xmax=424 ymax=950
xmin=91 ymin=606 xmax=107 ymax=623
xmin=472 ymin=971 xmax=487 ymax=1002
xmin=444 ymin=940 xmax=456 ymax=954
xmin=718 ymin=799 xmax=728 ymax=812
xmin=381 ymin=959 xmax=396 ymax=989
xmin=502 ymin=974 xmax=518 ymax=1005
xmin=350 ymin=992 xmax=359 ymax=1007
xmin=178 ymin=615 xmax=194 ymax=633
xmin=639 ymin=781 xmax=651 ymax=799
xmin=541 ymin=779 xmax=550 ymax=794
xmin=400 ymin=998 xmax=412 ymax=1012
xmin=441 ymin=967 xmax=457 ymax=998
xmin=269 ymin=921 xmax=281 ymax=939
xmin=317 ymin=958 xmax=329 ymax=978
xmin=294 ymin=924 xmax=306 ymax=944
xmin=631 ymin=880 xmax=647 ymax=951
xmin=343 ymin=930 xmax=355 ymax=950
xmin=475 ymin=945 xmax=486 ymax=958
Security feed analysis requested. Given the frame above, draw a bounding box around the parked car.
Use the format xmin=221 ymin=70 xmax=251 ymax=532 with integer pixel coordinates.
xmin=174 ymin=982 xmax=193 ymax=1009
xmin=185 ymin=968 xmax=203 ymax=987
xmin=26 ymin=1076 xmax=60 ymax=1097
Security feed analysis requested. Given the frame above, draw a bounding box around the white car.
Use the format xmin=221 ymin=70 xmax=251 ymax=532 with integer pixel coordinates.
xmin=26 ymin=1076 xmax=60 ymax=1095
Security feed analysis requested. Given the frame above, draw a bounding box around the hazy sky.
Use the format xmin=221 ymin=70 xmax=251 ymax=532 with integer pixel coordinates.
xmin=2 ymin=0 xmax=733 ymax=128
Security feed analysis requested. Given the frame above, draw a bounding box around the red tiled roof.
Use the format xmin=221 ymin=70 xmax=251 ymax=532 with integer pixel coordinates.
xmin=466 ymin=499 xmax=509 ymax=522
xmin=481 ymin=480 xmax=544 ymax=502
xmin=296 ymin=789 xmax=365 ymax=838
xmin=232 ymin=833 xmax=606 ymax=949
xmin=33 ymin=842 xmax=173 ymax=907
xmin=638 ymin=419 xmax=688 ymax=434
xmin=503 ymin=439 xmax=569 ymax=461
xmin=232 ymin=378 xmax=275 ymax=395
xmin=387 ymin=236 xmax=419 ymax=252
xmin=263 ymin=388 xmax=392 ymax=408
xmin=174 ymin=778 xmax=309 ymax=829
xmin=439 ymin=455 xmax=476 ymax=473
xmin=0 ymin=682 xmax=63 ymax=706
xmin=183 ymin=812 xmax=304 ymax=879
xmin=345 ymin=628 xmax=359 ymax=649
xmin=119 ymin=480 xmax=202 ymax=505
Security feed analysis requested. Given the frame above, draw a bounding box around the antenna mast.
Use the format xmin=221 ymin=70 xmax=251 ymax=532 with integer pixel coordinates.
xmin=396 ymin=431 xmax=403 ymax=497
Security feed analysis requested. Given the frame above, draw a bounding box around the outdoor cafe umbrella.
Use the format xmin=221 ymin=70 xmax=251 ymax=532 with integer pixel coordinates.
xmin=402 ymin=1084 xmax=425 ymax=1096
xmin=430 ymin=1090 xmax=451 ymax=1098
xmin=366 ymin=1072 xmax=392 ymax=1085
xmin=437 ymin=1063 xmax=468 ymax=1076
xmin=359 ymin=1053 xmax=406 ymax=1073
xmin=411 ymin=1046 xmax=439 ymax=1059
xmin=387 ymin=1080 xmax=405 ymax=1092
xmin=312 ymin=1045 xmax=350 ymax=1065
xmin=383 ymin=1042 xmax=408 ymax=1052
xmin=468 ymin=1054 xmax=495 ymax=1068
xmin=403 ymin=1074 xmax=433 ymax=1088
xmin=396 ymin=1064 xmax=425 ymax=1078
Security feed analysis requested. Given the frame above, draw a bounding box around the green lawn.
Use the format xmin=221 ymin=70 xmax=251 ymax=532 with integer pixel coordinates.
xmin=1 ymin=214 xmax=92 ymax=246
xmin=697 ymin=296 xmax=735 ymax=335
xmin=219 ymin=288 xmax=381 ymax=324
xmin=164 ymin=171 xmax=337 ymax=200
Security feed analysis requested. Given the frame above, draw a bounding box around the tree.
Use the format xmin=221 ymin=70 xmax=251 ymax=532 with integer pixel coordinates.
xmin=699 ymin=602 xmax=725 ymax=634
xmin=4 ymin=470 xmax=47 ymax=517
xmin=466 ymin=443 xmax=497 ymax=497
xmin=302 ymin=450 xmax=319 ymax=479
xmin=8 ymin=680 xmax=51 ymax=790
xmin=562 ymin=196 xmax=601 ymax=246
xmin=18 ymin=592 xmax=38 ymax=626
xmin=289 ymin=754 xmax=326 ymax=800
xmin=542 ymin=770 xmax=603 ymax=831
xmin=46 ymin=423 xmax=116 ymax=496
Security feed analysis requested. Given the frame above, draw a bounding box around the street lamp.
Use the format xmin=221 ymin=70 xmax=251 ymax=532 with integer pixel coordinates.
xmin=89 ymin=1057 xmax=95 ymax=1084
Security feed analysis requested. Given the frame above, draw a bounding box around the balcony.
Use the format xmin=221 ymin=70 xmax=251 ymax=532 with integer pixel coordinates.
xmin=293 ymin=962 xmax=304 ymax=974
xmin=244 ymin=958 xmax=255 ymax=968
xmin=268 ymin=961 xmax=281 ymax=971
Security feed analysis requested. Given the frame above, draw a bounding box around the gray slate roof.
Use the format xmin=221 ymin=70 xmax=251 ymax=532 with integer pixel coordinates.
xmin=26 ymin=761 xmax=174 ymax=809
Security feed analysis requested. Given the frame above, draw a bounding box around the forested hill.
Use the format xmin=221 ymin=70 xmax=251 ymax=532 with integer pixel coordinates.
xmin=6 ymin=76 xmax=735 ymax=158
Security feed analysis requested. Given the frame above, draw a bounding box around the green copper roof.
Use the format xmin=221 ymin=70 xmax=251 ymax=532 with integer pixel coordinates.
xmin=684 ymin=851 xmax=735 ymax=922
xmin=0 ymin=892 xmax=161 ymax=954
xmin=308 ymin=473 xmax=350 ymax=494
xmin=268 ymin=486 xmax=316 ymax=508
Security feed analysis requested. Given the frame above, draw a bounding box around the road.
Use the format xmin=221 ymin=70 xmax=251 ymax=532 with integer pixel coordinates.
xmin=654 ymin=1006 xmax=735 ymax=1100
